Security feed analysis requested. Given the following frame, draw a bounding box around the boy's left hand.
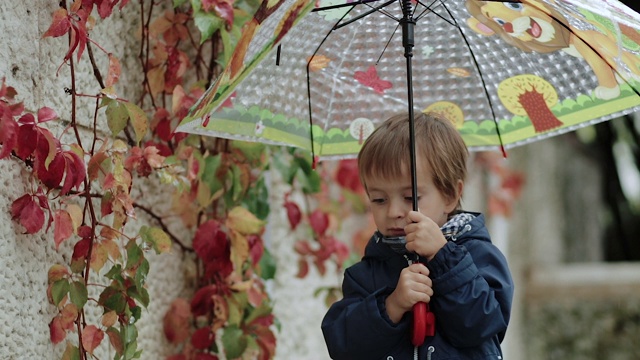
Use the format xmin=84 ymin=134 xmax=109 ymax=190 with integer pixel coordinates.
xmin=404 ymin=211 xmax=447 ymax=261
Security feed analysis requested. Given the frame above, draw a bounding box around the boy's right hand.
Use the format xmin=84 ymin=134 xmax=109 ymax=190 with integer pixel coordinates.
xmin=384 ymin=263 xmax=433 ymax=323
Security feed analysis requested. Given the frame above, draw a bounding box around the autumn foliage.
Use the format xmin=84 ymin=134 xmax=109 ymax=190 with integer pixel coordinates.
xmin=0 ymin=0 xmax=363 ymax=359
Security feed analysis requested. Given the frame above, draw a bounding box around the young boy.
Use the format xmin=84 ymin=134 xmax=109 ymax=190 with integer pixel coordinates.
xmin=321 ymin=113 xmax=514 ymax=359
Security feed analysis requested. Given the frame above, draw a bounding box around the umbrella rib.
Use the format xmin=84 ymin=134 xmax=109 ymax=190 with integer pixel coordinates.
xmin=306 ymin=7 xmax=357 ymax=159
xmin=333 ymin=0 xmax=398 ymax=29
xmin=439 ymin=0 xmax=506 ymax=155
xmin=414 ymin=0 xmax=453 ymax=25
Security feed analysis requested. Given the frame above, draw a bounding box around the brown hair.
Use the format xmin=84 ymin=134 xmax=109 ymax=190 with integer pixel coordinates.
xmin=357 ymin=112 xmax=468 ymax=207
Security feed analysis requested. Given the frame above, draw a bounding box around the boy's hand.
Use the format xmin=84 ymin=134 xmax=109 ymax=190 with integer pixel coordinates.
xmin=385 ymin=263 xmax=433 ymax=323
xmin=404 ymin=210 xmax=447 ymax=261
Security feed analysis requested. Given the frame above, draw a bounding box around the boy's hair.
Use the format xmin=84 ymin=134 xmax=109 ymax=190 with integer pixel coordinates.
xmin=357 ymin=112 xmax=468 ymax=208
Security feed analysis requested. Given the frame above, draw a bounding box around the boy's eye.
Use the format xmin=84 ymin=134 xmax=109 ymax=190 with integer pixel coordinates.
xmin=404 ymin=196 xmax=420 ymax=202
xmin=371 ymin=198 xmax=385 ymax=204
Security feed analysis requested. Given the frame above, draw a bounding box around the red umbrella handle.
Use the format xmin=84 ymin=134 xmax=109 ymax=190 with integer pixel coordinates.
xmin=411 ymin=302 xmax=435 ymax=346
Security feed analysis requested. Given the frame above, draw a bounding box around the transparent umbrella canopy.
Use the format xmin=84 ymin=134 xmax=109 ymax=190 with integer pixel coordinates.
xmin=177 ymin=0 xmax=640 ymax=160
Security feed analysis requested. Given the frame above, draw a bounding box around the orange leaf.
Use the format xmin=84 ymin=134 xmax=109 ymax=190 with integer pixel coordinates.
xmin=42 ymin=9 xmax=70 ymax=38
xmin=81 ymin=325 xmax=104 ymax=354
xmin=54 ymin=209 xmax=74 ymax=249
xmin=296 ymin=258 xmax=309 ymax=278
xmin=105 ymin=54 xmax=121 ymax=87
xmin=308 ymin=55 xmax=331 ymax=72
xmin=101 ymin=311 xmax=118 ymax=328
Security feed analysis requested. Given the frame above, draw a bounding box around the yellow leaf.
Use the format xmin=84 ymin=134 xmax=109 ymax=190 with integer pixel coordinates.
xmin=446 ymin=67 xmax=471 ymax=77
xmin=230 ymin=230 xmax=249 ymax=273
xmin=90 ymin=242 xmax=108 ymax=273
xmin=101 ymin=311 xmax=118 ymax=328
xmin=147 ymin=66 xmax=165 ymax=98
xmin=123 ymin=102 xmax=148 ymax=145
xmin=226 ymin=207 xmax=264 ymax=235
xmin=101 ymin=238 xmax=121 ymax=261
xmin=101 ymin=85 xmax=118 ymax=99
xmin=66 ymin=204 xmax=83 ymax=234
xmin=144 ymin=227 xmax=172 ymax=254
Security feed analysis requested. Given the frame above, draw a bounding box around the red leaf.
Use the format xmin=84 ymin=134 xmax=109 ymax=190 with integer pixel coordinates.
xmin=190 ymin=285 xmax=217 ymax=317
xmin=193 ymin=220 xmax=231 ymax=264
xmin=54 ymin=209 xmax=74 ymax=249
xmin=309 ymin=209 xmax=329 ymax=236
xmin=72 ymin=238 xmax=91 ymax=260
xmin=335 ymin=159 xmax=363 ymax=193
xmin=81 ymin=325 xmax=104 ymax=354
xmin=37 ymin=107 xmax=58 ymax=123
xmin=37 ymin=152 xmax=65 ymax=190
xmin=0 ymin=114 xmax=18 ymax=159
xmin=191 ymin=327 xmax=214 ymax=350
xmin=247 ymin=234 xmax=264 ymax=265
xmin=49 ymin=317 xmax=66 ymax=344
xmin=15 ymin=125 xmax=38 ymax=159
xmin=18 ymin=113 xmax=35 ymax=125
xmin=11 ymin=194 xmax=45 ymax=234
xmin=60 ymin=150 xmax=86 ymax=195
xmin=42 ymin=9 xmax=71 ymax=38
xmin=163 ymin=298 xmax=191 ymax=344
xmin=284 ymin=201 xmax=301 ymax=230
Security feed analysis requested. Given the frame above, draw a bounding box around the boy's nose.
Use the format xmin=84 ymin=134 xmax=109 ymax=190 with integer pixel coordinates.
xmin=387 ymin=200 xmax=407 ymax=218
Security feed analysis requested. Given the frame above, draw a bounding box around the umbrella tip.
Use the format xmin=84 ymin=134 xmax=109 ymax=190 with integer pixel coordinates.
xmin=312 ymin=155 xmax=319 ymax=170
xmin=500 ymin=145 xmax=508 ymax=159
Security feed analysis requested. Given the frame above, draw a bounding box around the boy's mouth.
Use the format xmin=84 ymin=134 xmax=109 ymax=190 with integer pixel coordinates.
xmin=386 ymin=228 xmax=405 ymax=237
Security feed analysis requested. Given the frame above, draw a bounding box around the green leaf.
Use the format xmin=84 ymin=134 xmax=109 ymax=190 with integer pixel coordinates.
xmin=189 ymin=0 xmax=202 ymax=12
xmin=194 ymin=11 xmax=224 ymax=44
xmin=125 ymin=240 xmax=143 ymax=271
xmin=124 ymin=339 xmax=140 ymax=359
xmin=139 ymin=226 xmax=172 ymax=254
xmin=127 ymin=285 xmax=150 ymax=308
xmin=122 ymin=323 xmax=138 ymax=344
xmin=258 ymin=247 xmax=276 ymax=280
xmin=202 ymin=154 xmax=223 ymax=195
xmin=296 ymin=165 xmax=321 ymax=194
xmin=105 ymin=264 xmax=125 ymax=284
xmin=69 ymin=280 xmax=88 ymax=308
xmin=52 ymin=279 xmax=70 ymax=306
xmin=222 ymin=325 xmax=248 ymax=359
xmin=61 ymin=342 xmax=81 ymax=360
xmin=173 ymin=0 xmax=188 ymax=7
xmin=106 ymin=101 xmax=129 ymax=136
xmin=243 ymin=176 xmax=270 ymax=220
xmin=99 ymin=287 xmax=126 ymax=313
xmin=245 ymin=302 xmax=272 ymax=324
xmin=134 ymin=259 xmax=149 ymax=288
xmin=123 ymin=102 xmax=148 ymax=145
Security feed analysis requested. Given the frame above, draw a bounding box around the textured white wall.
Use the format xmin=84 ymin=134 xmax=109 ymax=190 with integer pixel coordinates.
xmin=0 ymin=2 xmax=335 ymax=359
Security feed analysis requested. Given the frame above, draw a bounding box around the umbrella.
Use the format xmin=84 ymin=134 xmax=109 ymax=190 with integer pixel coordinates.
xmin=176 ymin=0 xmax=640 ymax=345
xmin=177 ymin=0 xmax=640 ymax=161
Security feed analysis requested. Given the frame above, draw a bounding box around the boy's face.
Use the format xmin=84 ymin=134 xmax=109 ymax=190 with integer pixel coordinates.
xmin=364 ymin=157 xmax=459 ymax=236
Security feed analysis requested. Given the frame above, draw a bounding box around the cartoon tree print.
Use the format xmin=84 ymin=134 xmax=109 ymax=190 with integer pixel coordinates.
xmin=349 ymin=118 xmax=375 ymax=144
xmin=498 ymin=75 xmax=563 ymax=133
xmin=423 ymin=101 xmax=465 ymax=128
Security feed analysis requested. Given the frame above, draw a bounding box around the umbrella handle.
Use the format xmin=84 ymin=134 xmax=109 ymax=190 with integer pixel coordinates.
xmin=411 ymin=300 xmax=435 ymax=346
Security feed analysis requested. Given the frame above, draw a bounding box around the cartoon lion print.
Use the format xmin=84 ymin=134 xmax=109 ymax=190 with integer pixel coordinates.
xmin=465 ymin=0 xmax=640 ymax=100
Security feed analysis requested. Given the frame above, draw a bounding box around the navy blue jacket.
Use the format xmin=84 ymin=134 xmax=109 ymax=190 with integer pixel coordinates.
xmin=321 ymin=213 xmax=513 ymax=359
